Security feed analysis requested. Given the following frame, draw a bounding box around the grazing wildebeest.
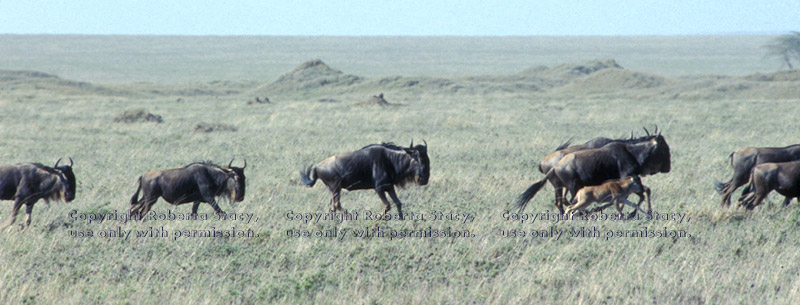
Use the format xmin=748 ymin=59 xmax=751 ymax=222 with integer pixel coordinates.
xmin=516 ymin=134 xmax=670 ymax=213
xmin=300 ymin=141 xmax=430 ymax=220
xmin=564 ymin=176 xmax=651 ymax=217
xmin=0 ymin=158 xmax=76 ymax=229
xmin=714 ymin=144 xmax=800 ymax=207
xmin=129 ymin=160 xmax=246 ymax=218
xmin=738 ymin=160 xmax=800 ymax=210
xmin=538 ymin=127 xmax=659 ymax=213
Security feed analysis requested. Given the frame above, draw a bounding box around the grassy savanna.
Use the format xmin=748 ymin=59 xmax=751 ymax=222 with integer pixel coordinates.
xmin=1 ymin=35 xmax=800 ymax=304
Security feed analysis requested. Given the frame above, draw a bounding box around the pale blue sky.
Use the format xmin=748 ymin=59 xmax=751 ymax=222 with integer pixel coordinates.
xmin=1 ymin=0 xmax=797 ymax=35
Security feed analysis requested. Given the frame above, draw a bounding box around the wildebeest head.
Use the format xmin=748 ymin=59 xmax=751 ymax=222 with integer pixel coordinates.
xmin=638 ymin=135 xmax=671 ymax=175
xmin=54 ymin=157 xmax=76 ymax=202
xmin=406 ymin=140 xmax=430 ymax=186
xmin=226 ymin=159 xmax=247 ymax=202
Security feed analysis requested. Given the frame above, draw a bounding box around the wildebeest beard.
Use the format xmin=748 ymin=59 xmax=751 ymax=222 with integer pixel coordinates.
xmin=387 ymin=149 xmax=421 ymax=188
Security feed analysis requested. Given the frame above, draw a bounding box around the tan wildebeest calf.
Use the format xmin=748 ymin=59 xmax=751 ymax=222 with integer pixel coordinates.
xmin=564 ymin=176 xmax=651 ymax=217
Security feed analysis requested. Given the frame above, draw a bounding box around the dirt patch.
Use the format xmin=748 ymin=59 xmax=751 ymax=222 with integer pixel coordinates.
xmin=357 ymin=93 xmax=396 ymax=107
xmin=114 ymin=109 xmax=163 ymax=123
xmin=193 ymin=122 xmax=238 ymax=133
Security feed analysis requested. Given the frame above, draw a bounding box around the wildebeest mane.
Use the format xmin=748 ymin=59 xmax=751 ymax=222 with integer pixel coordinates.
xmin=384 ymin=149 xmax=417 ymax=188
xmin=361 ymin=142 xmax=405 ymax=151
xmin=25 ymin=162 xmax=60 ymax=174
xmin=184 ymin=160 xmax=222 ymax=168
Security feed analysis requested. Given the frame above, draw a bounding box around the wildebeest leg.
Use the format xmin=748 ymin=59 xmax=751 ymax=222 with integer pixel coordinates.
xmin=736 ymin=186 xmax=753 ymax=206
xmin=332 ymin=191 xmax=342 ymax=212
xmin=558 ymin=187 xmax=575 ymax=213
xmin=192 ymin=201 xmax=201 ymax=215
xmin=554 ymin=187 xmax=565 ymax=214
xmin=322 ymin=179 xmax=343 ymax=212
xmin=375 ymin=189 xmax=392 ymax=219
xmin=207 ymin=200 xmax=225 ymax=215
xmin=722 ymin=173 xmax=749 ymax=207
xmin=629 ymin=187 xmax=652 ymax=218
xmin=129 ymin=203 xmax=141 ymax=217
xmin=746 ymin=190 xmax=770 ymax=210
xmin=196 ymin=181 xmax=225 ymax=215
xmin=1 ymin=198 xmax=25 ymax=230
xmin=619 ymin=198 xmax=651 ymax=217
xmin=613 ymin=198 xmax=625 ymax=217
xmin=737 ymin=191 xmax=754 ymax=209
xmin=24 ymin=202 xmax=35 ymax=227
xmin=386 ymin=187 xmax=404 ymax=220
xmin=139 ymin=197 xmax=159 ymax=218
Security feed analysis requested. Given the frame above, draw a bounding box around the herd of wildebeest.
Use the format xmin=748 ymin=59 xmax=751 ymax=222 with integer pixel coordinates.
xmin=2 ymin=126 xmax=800 ymax=229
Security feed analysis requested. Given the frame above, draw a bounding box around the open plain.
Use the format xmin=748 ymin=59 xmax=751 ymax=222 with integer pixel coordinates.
xmin=1 ymin=35 xmax=799 ymax=304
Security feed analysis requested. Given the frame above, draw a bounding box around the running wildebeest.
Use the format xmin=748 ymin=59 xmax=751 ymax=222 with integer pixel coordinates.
xmin=564 ymin=176 xmax=651 ymax=217
xmin=516 ymin=134 xmax=671 ymax=213
xmin=738 ymin=160 xmax=800 ymax=209
xmin=538 ymin=127 xmax=659 ymax=213
xmin=714 ymin=144 xmax=800 ymax=207
xmin=129 ymin=160 xmax=246 ymax=218
xmin=300 ymin=141 xmax=430 ymax=220
xmin=0 ymin=158 xmax=76 ymax=229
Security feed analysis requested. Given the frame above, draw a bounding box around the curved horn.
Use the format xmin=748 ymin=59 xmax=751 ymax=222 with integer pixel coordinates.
xmin=643 ymin=127 xmax=650 ymax=136
xmin=68 ymin=157 xmax=73 ymax=167
xmin=409 ymin=139 xmax=414 ymax=148
xmin=242 ymin=159 xmax=246 ymax=169
xmin=423 ymin=139 xmax=427 ymax=147
xmin=55 ymin=157 xmax=62 ymax=167
xmin=228 ymin=158 xmax=234 ymax=168
xmin=629 ymin=130 xmax=634 ymax=140
xmin=654 ymin=124 xmax=660 ymax=136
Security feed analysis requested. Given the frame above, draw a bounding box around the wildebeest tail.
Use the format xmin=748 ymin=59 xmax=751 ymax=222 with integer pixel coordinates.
xmin=713 ymin=179 xmax=730 ymax=194
xmin=515 ymin=169 xmax=553 ymax=212
xmin=713 ymin=152 xmax=735 ymax=194
xmin=130 ymin=176 xmax=143 ymax=205
xmin=300 ymin=165 xmax=317 ymax=187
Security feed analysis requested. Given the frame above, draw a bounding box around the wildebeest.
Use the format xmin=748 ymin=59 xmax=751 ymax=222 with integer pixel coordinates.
xmin=300 ymin=141 xmax=430 ymax=220
xmin=738 ymin=160 xmax=800 ymax=209
xmin=0 ymin=158 xmax=76 ymax=229
xmin=538 ymin=127 xmax=659 ymax=213
xmin=129 ymin=160 xmax=246 ymax=218
xmin=714 ymin=144 xmax=800 ymax=207
xmin=564 ymin=176 xmax=651 ymax=217
xmin=516 ymin=134 xmax=670 ymax=213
